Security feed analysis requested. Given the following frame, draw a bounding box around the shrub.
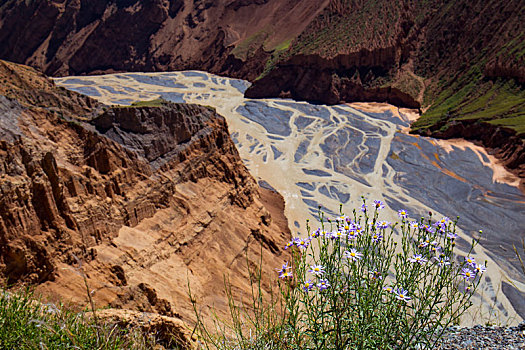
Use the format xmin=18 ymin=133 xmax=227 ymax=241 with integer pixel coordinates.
xmin=193 ymin=197 xmax=485 ymax=349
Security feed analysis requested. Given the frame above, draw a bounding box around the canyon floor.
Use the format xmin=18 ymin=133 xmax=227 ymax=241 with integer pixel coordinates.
xmin=55 ymin=71 xmax=525 ymax=326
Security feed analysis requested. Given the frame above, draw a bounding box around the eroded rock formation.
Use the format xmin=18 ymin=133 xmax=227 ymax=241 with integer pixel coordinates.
xmin=0 ymin=61 xmax=290 ymax=341
xmin=244 ymin=52 xmax=421 ymax=108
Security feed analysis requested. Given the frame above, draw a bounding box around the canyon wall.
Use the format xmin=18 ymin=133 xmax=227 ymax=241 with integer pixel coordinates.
xmin=0 ymin=60 xmax=290 ymax=344
xmin=244 ymin=51 xmax=420 ymax=108
xmin=0 ymin=0 xmax=521 ymax=115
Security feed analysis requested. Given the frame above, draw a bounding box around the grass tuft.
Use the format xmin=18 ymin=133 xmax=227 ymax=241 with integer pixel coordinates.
xmin=0 ymin=288 xmax=157 ymax=349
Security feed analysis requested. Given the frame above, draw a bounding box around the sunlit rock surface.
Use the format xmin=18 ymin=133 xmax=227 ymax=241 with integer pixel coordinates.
xmin=55 ymin=71 xmax=525 ymax=325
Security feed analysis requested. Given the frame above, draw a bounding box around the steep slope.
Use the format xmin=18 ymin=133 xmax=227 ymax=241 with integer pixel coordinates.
xmin=248 ymin=0 xmax=524 ymax=109
xmin=0 ymin=0 xmax=327 ymax=80
xmin=0 ymin=60 xmax=290 ymax=333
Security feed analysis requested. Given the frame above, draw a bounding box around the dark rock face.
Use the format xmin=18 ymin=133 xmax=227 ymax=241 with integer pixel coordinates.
xmin=245 ymin=54 xmax=420 ymax=108
xmin=0 ymin=0 xmax=175 ymax=75
xmin=0 ymin=0 xmax=325 ymax=80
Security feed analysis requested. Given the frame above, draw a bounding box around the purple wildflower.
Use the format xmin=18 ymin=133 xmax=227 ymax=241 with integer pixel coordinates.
xmin=422 ymin=225 xmax=436 ymax=234
xmin=398 ymin=209 xmax=408 ymax=219
xmin=461 ymin=268 xmax=474 ymax=281
xmin=439 ymin=217 xmax=450 ymax=225
xmin=434 ymin=256 xmax=451 ymax=267
xmin=331 ymin=230 xmax=346 ymax=240
xmin=341 ymin=222 xmax=351 ymax=232
xmin=371 ymin=232 xmax=383 ymax=243
xmin=294 ymin=237 xmax=310 ymax=249
xmin=474 ymin=263 xmax=487 ymax=275
xmin=374 ymin=200 xmax=385 ymax=211
xmin=393 ymin=288 xmax=411 ymax=302
xmin=302 ymin=279 xmax=314 ymax=292
xmin=464 ymin=256 xmax=476 ymax=268
xmin=408 ymin=254 xmax=428 ymax=264
xmin=361 ymin=203 xmax=368 ymax=213
xmin=375 ymin=221 xmax=391 ymax=230
xmin=337 ymin=215 xmax=349 ymax=223
xmin=276 ymin=261 xmax=290 ymax=274
xmin=279 ymin=270 xmax=293 ymax=279
xmin=317 ymin=279 xmax=330 ymax=291
xmin=310 ymin=228 xmax=321 ymax=238
xmin=344 ymin=248 xmax=363 ymax=262
xmin=308 ymin=265 xmax=325 ymax=276
xmin=347 ymin=228 xmax=359 ymax=240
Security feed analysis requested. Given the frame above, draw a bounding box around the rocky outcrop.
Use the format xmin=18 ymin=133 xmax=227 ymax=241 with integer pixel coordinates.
xmin=0 ymin=61 xmax=291 ymax=336
xmin=0 ymin=60 xmax=98 ymax=118
xmin=245 ymin=51 xmax=420 ymax=108
xmin=93 ymin=104 xmax=229 ymax=169
xmin=95 ymin=309 xmax=198 ymax=349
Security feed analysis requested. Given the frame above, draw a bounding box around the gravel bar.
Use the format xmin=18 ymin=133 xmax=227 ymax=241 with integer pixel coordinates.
xmin=435 ymin=323 xmax=525 ymax=349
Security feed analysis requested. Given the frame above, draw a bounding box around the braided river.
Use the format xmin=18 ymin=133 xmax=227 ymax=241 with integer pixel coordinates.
xmin=55 ymin=71 xmax=525 ymax=325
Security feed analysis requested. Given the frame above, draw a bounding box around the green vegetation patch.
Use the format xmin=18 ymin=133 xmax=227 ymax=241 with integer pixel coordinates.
xmin=129 ymin=98 xmax=169 ymax=108
xmin=0 ymin=288 xmax=154 ymax=349
xmin=231 ymin=30 xmax=270 ymax=61
xmin=414 ymin=69 xmax=525 ymax=136
xmin=390 ymin=71 xmax=425 ymax=101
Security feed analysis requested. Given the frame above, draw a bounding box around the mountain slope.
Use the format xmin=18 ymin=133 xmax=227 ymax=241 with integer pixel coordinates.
xmin=245 ymin=0 xmax=525 ymax=181
xmin=0 ymin=0 xmax=327 ymax=80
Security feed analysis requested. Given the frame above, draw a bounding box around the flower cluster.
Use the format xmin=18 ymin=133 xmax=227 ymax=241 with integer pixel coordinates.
xmin=276 ymin=261 xmax=293 ymax=279
xmin=284 ymin=236 xmax=311 ymax=250
xmin=271 ymin=198 xmax=486 ymax=349
xmin=461 ymin=256 xmax=486 ymax=282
